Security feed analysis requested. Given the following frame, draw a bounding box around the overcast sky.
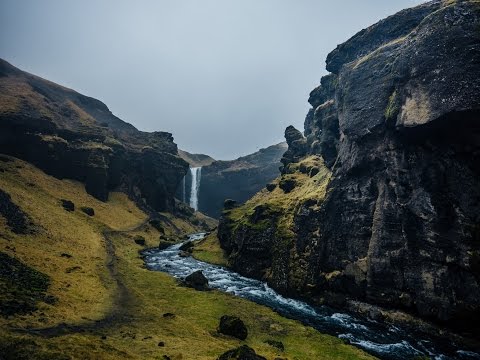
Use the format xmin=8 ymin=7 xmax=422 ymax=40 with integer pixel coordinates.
xmin=0 ymin=0 xmax=423 ymax=159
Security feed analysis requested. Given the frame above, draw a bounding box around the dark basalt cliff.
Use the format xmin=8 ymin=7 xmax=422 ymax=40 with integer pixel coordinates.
xmin=198 ymin=142 xmax=287 ymax=218
xmin=219 ymin=0 xmax=480 ymax=333
xmin=0 ymin=59 xmax=188 ymax=211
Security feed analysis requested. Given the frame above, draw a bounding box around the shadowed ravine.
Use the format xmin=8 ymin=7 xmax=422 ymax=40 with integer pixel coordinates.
xmin=144 ymin=234 xmax=480 ymax=360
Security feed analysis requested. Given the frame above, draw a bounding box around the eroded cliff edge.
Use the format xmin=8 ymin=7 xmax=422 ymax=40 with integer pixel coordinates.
xmin=218 ymin=0 xmax=480 ymax=334
xmin=0 ymin=59 xmax=188 ymax=211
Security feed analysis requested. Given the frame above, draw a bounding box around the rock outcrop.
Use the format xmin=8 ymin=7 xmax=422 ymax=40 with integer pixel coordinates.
xmin=197 ymin=143 xmax=287 ymax=218
xmin=0 ymin=59 xmax=188 ymax=211
xmin=219 ymin=0 xmax=480 ymax=333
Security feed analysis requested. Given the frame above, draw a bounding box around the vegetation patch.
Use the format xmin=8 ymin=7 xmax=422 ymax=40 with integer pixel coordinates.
xmin=0 ymin=157 xmax=372 ymax=359
xmin=0 ymin=252 xmax=51 ymax=316
xmin=0 ymin=188 xmax=33 ymax=234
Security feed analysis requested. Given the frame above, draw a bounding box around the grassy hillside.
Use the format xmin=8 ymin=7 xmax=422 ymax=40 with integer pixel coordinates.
xmin=0 ymin=155 xmax=374 ymax=359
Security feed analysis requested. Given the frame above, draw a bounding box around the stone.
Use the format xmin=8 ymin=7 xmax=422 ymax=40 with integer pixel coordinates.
xmin=266 ymin=183 xmax=276 ymax=192
xmin=184 ymin=270 xmax=209 ymax=291
xmin=278 ymin=178 xmax=296 ymax=193
xmin=60 ymin=199 xmax=74 ymax=212
xmin=80 ymin=206 xmax=95 ymax=216
xmin=179 ymin=241 xmax=194 ymax=251
xmin=217 ymin=315 xmax=248 ymax=340
xmin=217 ymin=345 xmax=266 ymax=360
xmin=134 ymin=235 xmax=146 ymax=246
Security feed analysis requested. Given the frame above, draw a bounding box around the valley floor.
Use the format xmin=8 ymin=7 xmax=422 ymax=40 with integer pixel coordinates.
xmin=0 ymin=156 xmax=374 ymax=359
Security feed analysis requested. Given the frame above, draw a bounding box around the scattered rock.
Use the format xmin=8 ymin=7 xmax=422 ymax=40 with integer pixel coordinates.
xmin=80 ymin=206 xmax=95 ymax=216
xmin=158 ymin=241 xmax=175 ymax=250
xmin=278 ymin=178 xmax=296 ymax=193
xmin=266 ymin=183 xmax=276 ymax=192
xmin=184 ymin=270 xmax=209 ymax=291
xmin=134 ymin=235 xmax=146 ymax=246
xmin=101 ymin=335 xmax=107 ymax=340
xmin=60 ymin=253 xmax=72 ymax=258
xmin=60 ymin=199 xmax=75 ymax=212
xmin=158 ymin=341 xmax=165 ymax=347
xmin=217 ymin=345 xmax=266 ymax=360
xmin=162 ymin=312 xmax=176 ymax=319
xmin=162 ymin=355 xmax=171 ymax=360
xmin=224 ymin=199 xmax=237 ymax=210
xmin=179 ymin=241 xmax=194 ymax=251
xmin=217 ymin=315 xmax=248 ymax=340
xmin=264 ymin=339 xmax=284 ymax=351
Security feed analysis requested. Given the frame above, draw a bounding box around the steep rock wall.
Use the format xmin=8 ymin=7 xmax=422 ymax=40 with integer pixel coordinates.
xmin=219 ymin=0 xmax=480 ymax=331
xmin=0 ymin=59 xmax=188 ymax=211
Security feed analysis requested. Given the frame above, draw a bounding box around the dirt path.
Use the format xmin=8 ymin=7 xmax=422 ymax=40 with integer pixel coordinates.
xmin=16 ymin=218 xmax=151 ymax=337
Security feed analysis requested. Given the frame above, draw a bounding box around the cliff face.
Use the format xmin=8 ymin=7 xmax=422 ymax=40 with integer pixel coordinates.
xmin=198 ymin=142 xmax=287 ymax=218
xmin=219 ymin=0 xmax=480 ymax=331
xmin=0 ymin=59 xmax=188 ymax=211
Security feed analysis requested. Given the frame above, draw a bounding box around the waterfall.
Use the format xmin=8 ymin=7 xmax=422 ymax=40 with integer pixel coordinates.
xmin=189 ymin=167 xmax=201 ymax=211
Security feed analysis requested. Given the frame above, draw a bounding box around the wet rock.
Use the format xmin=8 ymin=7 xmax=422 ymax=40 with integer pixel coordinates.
xmin=184 ymin=270 xmax=209 ymax=291
xmin=217 ymin=315 xmax=248 ymax=340
xmin=217 ymin=345 xmax=266 ymax=360
xmin=80 ymin=206 xmax=95 ymax=216
xmin=134 ymin=235 xmax=146 ymax=246
xmin=179 ymin=251 xmax=191 ymax=258
xmin=179 ymin=241 xmax=194 ymax=251
xmin=60 ymin=199 xmax=74 ymax=212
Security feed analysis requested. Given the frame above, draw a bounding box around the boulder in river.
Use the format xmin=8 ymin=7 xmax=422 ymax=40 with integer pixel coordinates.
xmin=217 ymin=345 xmax=266 ymax=360
xmin=179 ymin=241 xmax=194 ymax=251
xmin=217 ymin=315 xmax=248 ymax=340
xmin=184 ymin=270 xmax=209 ymax=291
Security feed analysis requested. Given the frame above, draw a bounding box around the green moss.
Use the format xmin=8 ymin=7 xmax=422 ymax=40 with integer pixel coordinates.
xmin=385 ymin=90 xmax=400 ymax=121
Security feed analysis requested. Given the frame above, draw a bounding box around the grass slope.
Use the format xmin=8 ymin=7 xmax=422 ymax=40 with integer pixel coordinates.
xmin=0 ymin=156 xmax=374 ymax=360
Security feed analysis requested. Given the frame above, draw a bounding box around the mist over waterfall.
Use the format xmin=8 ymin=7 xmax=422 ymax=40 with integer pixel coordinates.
xmin=189 ymin=167 xmax=202 ymax=211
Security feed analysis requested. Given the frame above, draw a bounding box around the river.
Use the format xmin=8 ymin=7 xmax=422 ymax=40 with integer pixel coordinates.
xmin=143 ymin=233 xmax=480 ymax=360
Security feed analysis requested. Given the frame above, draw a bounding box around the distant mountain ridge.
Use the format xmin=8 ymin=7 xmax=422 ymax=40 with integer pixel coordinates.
xmin=198 ymin=142 xmax=287 ymax=218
